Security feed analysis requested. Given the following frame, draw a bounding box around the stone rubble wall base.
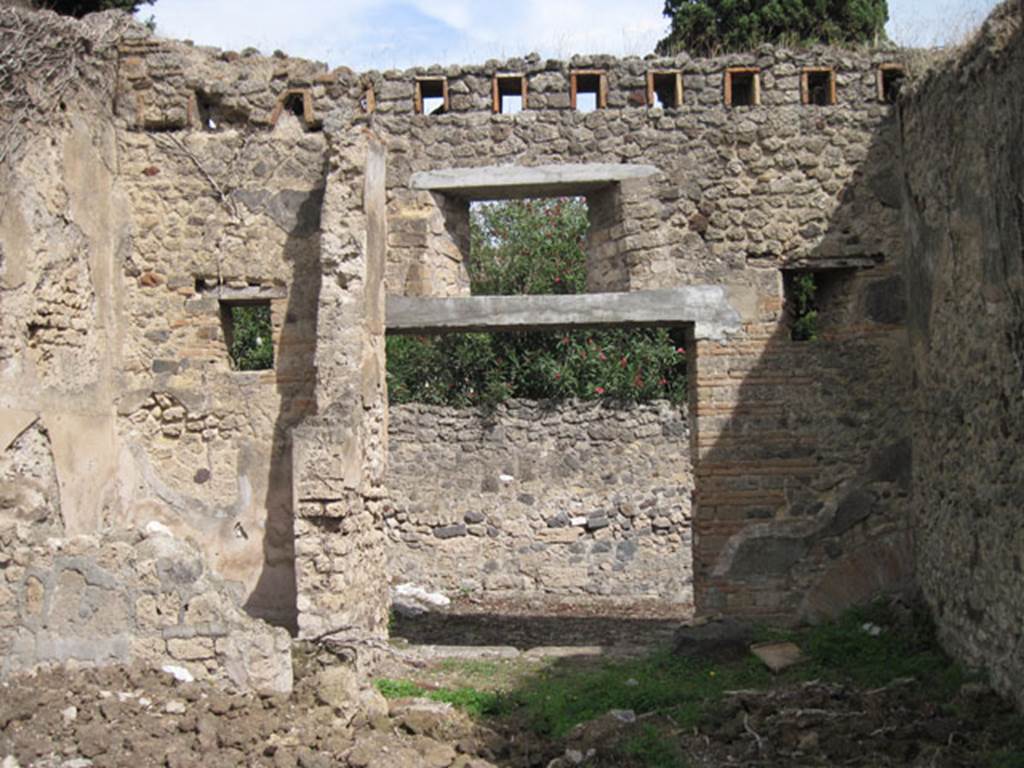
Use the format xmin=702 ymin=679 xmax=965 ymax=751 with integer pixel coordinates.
xmin=0 ymin=521 xmax=293 ymax=695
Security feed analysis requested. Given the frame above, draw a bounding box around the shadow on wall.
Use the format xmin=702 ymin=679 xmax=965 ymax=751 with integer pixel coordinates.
xmin=693 ymin=112 xmax=916 ymax=622
xmin=243 ymin=176 xmax=326 ymax=635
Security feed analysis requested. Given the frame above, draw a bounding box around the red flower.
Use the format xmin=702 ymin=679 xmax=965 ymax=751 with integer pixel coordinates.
xmin=676 ymin=347 xmax=686 ymax=355
xmin=594 ymin=386 xmax=605 ymax=395
xmin=554 ymin=372 xmax=562 ymax=381
xmin=598 ymin=351 xmax=607 ymax=361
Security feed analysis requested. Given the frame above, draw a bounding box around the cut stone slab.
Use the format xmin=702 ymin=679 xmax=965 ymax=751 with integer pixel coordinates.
xmin=409 ymin=163 xmax=659 ymax=200
xmin=387 ymin=287 xmax=744 ymax=341
xmin=750 ymin=641 xmax=804 ymax=673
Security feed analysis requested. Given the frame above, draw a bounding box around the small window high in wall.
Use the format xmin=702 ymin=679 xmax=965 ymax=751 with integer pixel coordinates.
xmin=270 ymin=89 xmax=317 ymax=130
xmin=647 ymin=70 xmax=682 ymax=109
xmin=493 ymin=74 xmax=527 ymax=114
xmin=725 ymin=67 xmax=760 ymax=107
xmin=220 ymin=301 xmax=274 ymax=371
xmin=802 ymin=68 xmax=836 ymax=106
xmin=878 ymin=64 xmax=905 ymax=103
xmin=415 ymin=77 xmax=448 ymax=115
xmin=571 ymin=70 xmax=607 ymax=112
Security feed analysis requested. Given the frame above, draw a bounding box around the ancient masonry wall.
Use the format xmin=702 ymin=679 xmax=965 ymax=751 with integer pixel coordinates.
xmin=0 ymin=516 xmax=292 ymax=694
xmin=0 ymin=10 xmax=294 ymax=688
xmin=900 ymin=2 xmax=1024 ymax=709
xmin=386 ymin=400 xmax=693 ymax=606
xmin=0 ymin=0 xmax=926 ymax=681
xmin=367 ymin=48 xmax=913 ymax=620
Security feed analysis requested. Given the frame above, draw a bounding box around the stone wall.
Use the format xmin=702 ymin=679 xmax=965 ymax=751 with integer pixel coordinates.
xmin=386 ymin=399 xmax=693 ymax=606
xmin=0 ymin=517 xmax=292 ymax=693
xmin=0 ymin=2 xmax=927 ymax=661
xmin=367 ymin=46 xmax=913 ymax=620
xmin=900 ymin=1 xmax=1024 ymax=709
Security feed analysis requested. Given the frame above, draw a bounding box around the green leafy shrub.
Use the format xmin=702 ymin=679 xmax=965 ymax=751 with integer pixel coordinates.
xmin=387 ymin=198 xmax=688 ymax=406
xmin=227 ymin=303 xmax=273 ymax=371
xmin=788 ymin=272 xmax=819 ymax=341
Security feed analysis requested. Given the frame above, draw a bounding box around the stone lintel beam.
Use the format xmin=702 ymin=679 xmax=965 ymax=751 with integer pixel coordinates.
xmin=213 ymin=284 xmax=288 ymax=302
xmin=409 ymin=163 xmax=659 ymax=200
xmin=386 ymin=287 xmax=743 ymax=340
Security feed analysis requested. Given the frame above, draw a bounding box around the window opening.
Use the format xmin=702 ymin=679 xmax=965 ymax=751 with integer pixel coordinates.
xmin=648 ymin=71 xmax=682 ymax=109
xmin=493 ymin=74 xmax=527 ymax=114
xmin=785 ymin=272 xmax=819 ymax=341
xmin=784 ymin=268 xmax=855 ymax=341
xmin=391 ymin=197 xmax=689 ymax=403
xmin=415 ymin=77 xmax=448 ymax=115
xmin=571 ymin=70 xmax=606 ymax=112
xmin=725 ymin=68 xmax=759 ymax=107
xmin=220 ymin=301 xmax=274 ymax=370
xmin=270 ymin=89 xmax=317 ymax=131
xmin=193 ymin=91 xmax=247 ymax=131
xmin=284 ymin=92 xmax=305 ymax=118
xmin=802 ymin=68 xmax=836 ymax=106
xmin=361 ymin=88 xmax=376 ymax=114
xmin=878 ymin=64 xmax=905 ymax=103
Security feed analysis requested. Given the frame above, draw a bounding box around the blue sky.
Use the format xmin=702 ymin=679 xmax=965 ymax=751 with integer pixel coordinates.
xmin=143 ymin=0 xmax=1004 ymax=70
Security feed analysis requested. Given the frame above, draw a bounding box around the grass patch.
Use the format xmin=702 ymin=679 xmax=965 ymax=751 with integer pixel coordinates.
xmin=378 ymin=601 xmax=1023 ymax=766
xmin=620 ymin=724 xmax=688 ymax=768
xmin=489 ymin=651 xmax=771 ymax=738
xmin=374 ymin=678 xmax=499 ymax=718
xmin=779 ymin=600 xmax=966 ymax=697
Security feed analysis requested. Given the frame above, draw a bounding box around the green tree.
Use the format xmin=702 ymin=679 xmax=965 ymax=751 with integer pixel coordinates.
xmin=386 ymin=199 xmax=689 ymax=407
xmin=227 ymin=304 xmax=274 ymax=371
xmin=34 ymin=0 xmax=153 ymax=18
xmin=656 ymin=0 xmax=888 ymax=56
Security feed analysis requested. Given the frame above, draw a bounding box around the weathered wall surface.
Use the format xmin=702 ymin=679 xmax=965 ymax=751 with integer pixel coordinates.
xmin=369 ymin=49 xmax=913 ymax=619
xmin=0 ymin=10 xmax=130 ymax=540
xmin=1 ymin=2 xmax=923 ymax=653
xmin=387 ymin=399 xmax=693 ymax=606
xmin=901 ymin=2 xmax=1024 ymax=708
xmin=0 ymin=515 xmax=291 ymax=693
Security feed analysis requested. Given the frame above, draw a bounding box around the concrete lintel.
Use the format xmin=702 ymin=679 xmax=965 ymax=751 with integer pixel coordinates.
xmin=386 ymin=287 xmax=742 ymax=340
xmin=409 ymin=163 xmax=659 ymax=200
xmin=215 ymin=285 xmax=288 ymax=302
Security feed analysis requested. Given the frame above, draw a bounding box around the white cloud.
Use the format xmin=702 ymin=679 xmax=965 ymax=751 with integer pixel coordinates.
xmin=146 ymin=0 xmax=1005 ymax=71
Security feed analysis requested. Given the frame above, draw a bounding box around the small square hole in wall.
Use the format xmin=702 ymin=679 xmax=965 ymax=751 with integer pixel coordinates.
xmin=878 ymin=65 xmax=905 ymax=103
xmin=220 ymin=301 xmax=274 ymax=370
xmin=415 ymin=78 xmax=448 ymax=115
xmin=803 ymin=68 xmax=836 ymax=106
xmin=725 ymin=68 xmax=759 ymax=107
xmin=571 ymin=71 xmax=606 ymax=112
xmin=648 ymin=71 xmax=682 ymax=109
xmin=284 ymin=92 xmax=305 ymax=119
xmin=784 ymin=271 xmax=819 ymax=341
xmin=494 ymin=74 xmax=527 ymax=114
xmin=360 ymin=88 xmax=376 ymax=114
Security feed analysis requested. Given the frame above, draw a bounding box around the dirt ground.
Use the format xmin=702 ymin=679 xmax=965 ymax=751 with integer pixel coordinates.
xmin=3 ymin=598 xmax=1024 ymax=768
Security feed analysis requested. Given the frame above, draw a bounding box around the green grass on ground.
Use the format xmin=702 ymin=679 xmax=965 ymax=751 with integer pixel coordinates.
xmin=375 ymin=600 xmax=1024 ymax=767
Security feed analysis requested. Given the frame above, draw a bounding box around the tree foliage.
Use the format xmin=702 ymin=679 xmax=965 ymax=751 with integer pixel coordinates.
xmin=35 ymin=0 xmax=152 ymax=18
xmin=656 ymin=0 xmax=888 ymax=56
xmin=386 ymin=199 xmax=689 ymax=407
xmin=228 ymin=304 xmax=274 ymax=371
